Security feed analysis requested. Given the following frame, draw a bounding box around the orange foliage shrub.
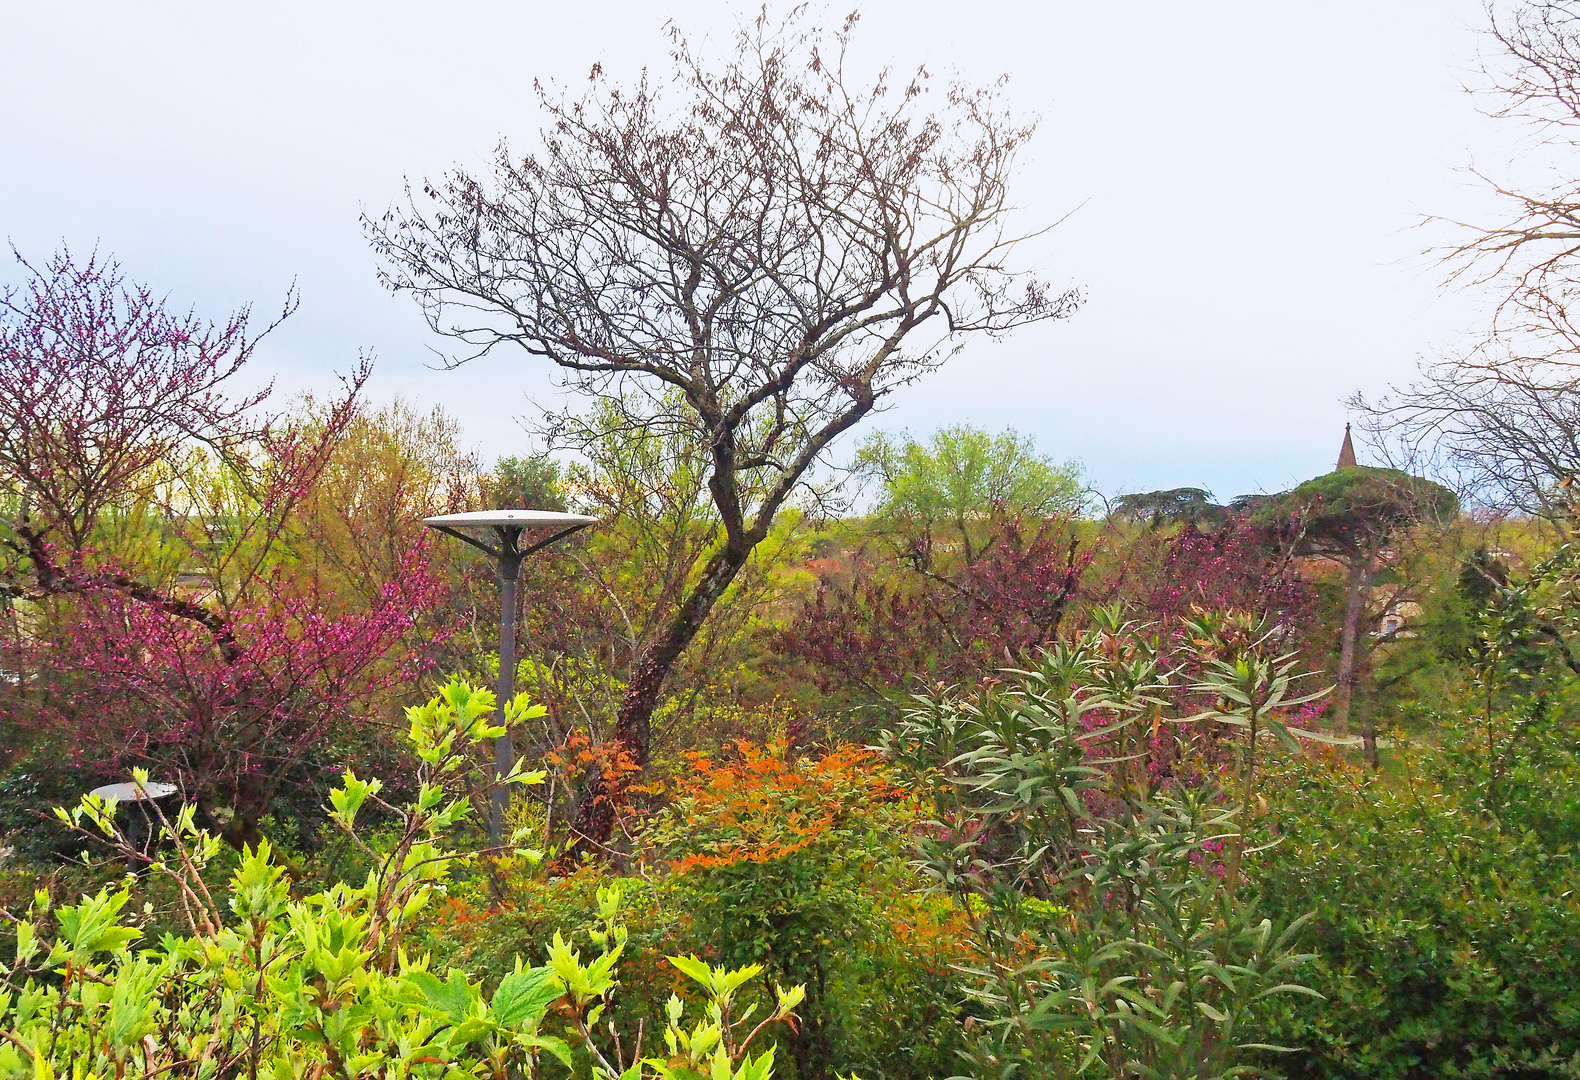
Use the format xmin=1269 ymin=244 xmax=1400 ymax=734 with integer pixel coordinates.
xmin=663 ymin=741 xmax=909 ymax=872
xmin=650 ymin=741 xmax=974 ymax=1079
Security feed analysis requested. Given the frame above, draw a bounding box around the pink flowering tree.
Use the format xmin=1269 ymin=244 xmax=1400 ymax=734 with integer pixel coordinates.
xmin=37 ymin=553 xmax=443 ymax=847
xmin=0 ymin=247 xmax=442 ymax=846
xmin=779 ymin=516 xmax=1094 ymax=701
xmin=0 ymin=247 xmax=280 ymax=553
xmin=1144 ymin=521 xmax=1313 ymax=630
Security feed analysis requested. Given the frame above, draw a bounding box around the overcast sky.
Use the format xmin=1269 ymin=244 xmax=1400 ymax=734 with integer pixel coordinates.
xmin=1 ymin=0 xmax=1513 ymax=501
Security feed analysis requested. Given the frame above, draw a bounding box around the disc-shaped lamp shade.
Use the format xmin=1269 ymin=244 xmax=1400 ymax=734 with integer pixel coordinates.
xmin=422 ymin=510 xmax=599 ymax=560
xmin=421 ymin=510 xmax=599 ymax=530
xmin=88 ymin=781 xmax=179 ymax=805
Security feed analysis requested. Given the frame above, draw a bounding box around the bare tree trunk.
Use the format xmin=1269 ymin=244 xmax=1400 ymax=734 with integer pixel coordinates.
xmin=1335 ymin=552 xmax=1373 ymax=763
xmin=561 ymin=544 xmax=750 ymax=859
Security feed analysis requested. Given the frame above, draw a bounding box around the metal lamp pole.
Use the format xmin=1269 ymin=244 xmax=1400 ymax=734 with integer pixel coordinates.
xmin=422 ymin=509 xmax=597 ymax=847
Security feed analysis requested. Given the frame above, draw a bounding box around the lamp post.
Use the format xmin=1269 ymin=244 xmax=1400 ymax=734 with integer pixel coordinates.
xmin=422 ymin=509 xmax=598 ymax=846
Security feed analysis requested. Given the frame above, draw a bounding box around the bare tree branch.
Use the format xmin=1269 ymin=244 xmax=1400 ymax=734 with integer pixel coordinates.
xmin=366 ymin=8 xmax=1079 ymax=851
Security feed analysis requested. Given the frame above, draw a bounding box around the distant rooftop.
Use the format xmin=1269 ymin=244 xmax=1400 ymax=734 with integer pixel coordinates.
xmin=1336 ymin=424 xmax=1357 ymax=471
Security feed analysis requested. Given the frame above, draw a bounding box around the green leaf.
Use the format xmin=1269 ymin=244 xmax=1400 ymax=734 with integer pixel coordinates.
xmin=519 ymin=1033 xmax=576 ymax=1068
xmin=449 ymin=1017 xmax=493 ymax=1045
xmin=55 ymin=889 xmax=140 ymax=957
xmin=668 ymin=953 xmax=715 ymax=988
xmin=491 ymin=966 xmax=563 ymax=1026
xmin=14 ymin=922 xmax=35 ymax=966
xmin=1196 ymin=1001 xmax=1230 ymax=1022
xmin=1254 ymin=982 xmax=1326 ymax=1000
xmin=405 ymin=968 xmax=479 ymax=1022
xmin=328 ymin=770 xmax=382 ymax=829
xmin=1281 ymin=727 xmax=1363 ymax=747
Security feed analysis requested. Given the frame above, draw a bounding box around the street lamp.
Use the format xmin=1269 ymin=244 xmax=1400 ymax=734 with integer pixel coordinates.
xmin=422 ymin=509 xmax=598 ymax=846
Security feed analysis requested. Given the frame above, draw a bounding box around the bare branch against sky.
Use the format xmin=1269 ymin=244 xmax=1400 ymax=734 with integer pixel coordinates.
xmin=0 ymin=0 xmax=1497 ymax=498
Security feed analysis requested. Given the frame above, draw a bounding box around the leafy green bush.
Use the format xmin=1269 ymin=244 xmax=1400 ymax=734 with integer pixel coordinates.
xmin=420 ymin=869 xmax=684 ymax=1062
xmin=0 ymin=680 xmax=804 ymax=1080
xmin=1251 ymin=740 xmax=1580 ymax=1079
xmin=1248 ymin=544 xmax=1580 ymax=1078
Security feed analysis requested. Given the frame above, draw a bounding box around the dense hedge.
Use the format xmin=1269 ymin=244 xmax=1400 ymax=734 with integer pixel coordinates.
xmin=1252 ymin=728 xmax=1580 ymax=1079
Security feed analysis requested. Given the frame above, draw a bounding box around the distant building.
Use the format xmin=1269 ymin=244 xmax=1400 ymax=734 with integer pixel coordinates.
xmin=1369 ymin=584 xmax=1422 ymax=639
xmin=1337 ymin=423 xmax=1358 ymax=470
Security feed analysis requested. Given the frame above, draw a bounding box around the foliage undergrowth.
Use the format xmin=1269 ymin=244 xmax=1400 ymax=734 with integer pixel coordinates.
xmin=0 ymin=679 xmax=806 ymax=1080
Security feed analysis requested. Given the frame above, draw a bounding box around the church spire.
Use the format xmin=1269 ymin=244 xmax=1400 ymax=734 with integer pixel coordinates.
xmin=1336 ymin=423 xmax=1357 ymax=471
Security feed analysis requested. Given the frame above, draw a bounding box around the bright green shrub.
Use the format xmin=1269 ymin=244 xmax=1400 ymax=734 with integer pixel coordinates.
xmin=0 ymin=680 xmax=804 ymax=1080
xmin=421 ymin=869 xmax=684 ymax=1061
xmin=1251 ymin=743 xmax=1580 ymax=1079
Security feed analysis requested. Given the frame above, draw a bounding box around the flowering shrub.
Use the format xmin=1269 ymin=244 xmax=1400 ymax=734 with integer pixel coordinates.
xmin=891 ymin=623 xmax=1327 ymax=1080
xmin=24 ymin=549 xmax=444 ymax=848
xmin=1146 ymin=520 xmax=1316 ymax=643
xmin=779 ymin=517 xmax=1094 ymax=703
xmin=659 ymin=743 xmax=905 ymax=871
xmin=647 ymin=742 xmax=970 ymax=1080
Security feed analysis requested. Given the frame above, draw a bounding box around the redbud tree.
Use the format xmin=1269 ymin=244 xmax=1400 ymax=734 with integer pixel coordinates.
xmin=0 ymin=248 xmax=442 ymax=845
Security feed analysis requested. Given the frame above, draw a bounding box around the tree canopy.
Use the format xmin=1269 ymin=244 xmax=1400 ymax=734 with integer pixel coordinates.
xmin=1112 ymin=487 xmax=1224 ymax=528
xmin=1260 ymin=466 xmax=1459 ymax=557
xmin=857 ymin=425 xmax=1084 ymax=566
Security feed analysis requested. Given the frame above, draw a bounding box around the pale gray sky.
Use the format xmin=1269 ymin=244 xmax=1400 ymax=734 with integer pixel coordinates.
xmin=1 ymin=0 xmax=1510 ymax=500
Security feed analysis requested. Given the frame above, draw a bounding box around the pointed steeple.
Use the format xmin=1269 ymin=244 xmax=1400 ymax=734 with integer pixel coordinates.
xmin=1336 ymin=423 xmax=1358 ymax=471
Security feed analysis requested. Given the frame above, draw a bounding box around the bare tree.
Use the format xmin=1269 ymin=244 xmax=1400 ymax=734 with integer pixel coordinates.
xmin=366 ymin=9 xmax=1077 ymax=848
xmin=1353 ymin=346 xmax=1580 ymax=520
xmin=1358 ymin=1 xmax=1580 ymax=519
xmin=0 ymin=247 xmax=281 ymax=554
